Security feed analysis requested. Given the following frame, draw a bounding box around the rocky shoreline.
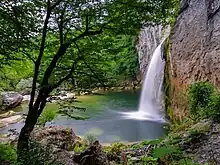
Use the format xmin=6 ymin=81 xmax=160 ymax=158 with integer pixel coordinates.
xmin=1 ymin=118 xmax=220 ymax=165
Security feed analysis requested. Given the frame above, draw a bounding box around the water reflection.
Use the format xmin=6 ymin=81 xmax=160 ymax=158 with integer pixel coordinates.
xmin=0 ymin=91 xmax=166 ymax=143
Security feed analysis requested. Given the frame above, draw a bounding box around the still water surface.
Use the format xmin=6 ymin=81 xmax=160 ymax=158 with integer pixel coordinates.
xmin=1 ymin=91 xmax=165 ymax=143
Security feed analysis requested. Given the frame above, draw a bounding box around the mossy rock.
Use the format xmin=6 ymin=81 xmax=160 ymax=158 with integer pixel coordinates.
xmin=188 ymin=119 xmax=213 ymax=135
xmin=179 ymin=119 xmax=213 ymax=150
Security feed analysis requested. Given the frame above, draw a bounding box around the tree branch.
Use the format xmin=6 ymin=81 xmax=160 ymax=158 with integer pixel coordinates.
xmin=41 ymin=27 xmax=104 ymax=87
xmin=74 ymin=42 xmax=106 ymax=89
xmin=52 ymin=51 xmax=82 ymax=89
xmin=51 ymin=0 xmax=63 ymax=9
xmin=58 ymin=4 xmax=67 ymax=45
xmin=29 ymin=0 xmax=52 ymax=110
xmin=21 ymin=50 xmax=35 ymax=63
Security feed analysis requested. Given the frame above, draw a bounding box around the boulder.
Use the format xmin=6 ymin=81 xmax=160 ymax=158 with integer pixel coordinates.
xmin=0 ymin=92 xmax=23 ymax=110
xmin=31 ymin=126 xmax=76 ymax=151
xmin=0 ymin=115 xmax=23 ymax=125
xmin=22 ymin=95 xmax=31 ymax=102
xmin=52 ymin=149 xmax=79 ymax=165
xmin=73 ymin=141 xmax=109 ymax=165
xmin=0 ymin=110 xmax=16 ymax=119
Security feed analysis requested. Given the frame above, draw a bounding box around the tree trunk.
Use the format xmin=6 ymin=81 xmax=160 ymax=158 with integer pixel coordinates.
xmin=17 ymin=95 xmax=47 ymax=162
xmin=17 ymin=107 xmax=38 ymax=162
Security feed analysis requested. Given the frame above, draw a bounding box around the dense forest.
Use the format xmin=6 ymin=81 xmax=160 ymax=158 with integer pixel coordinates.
xmin=0 ymin=34 xmax=139 ymax=92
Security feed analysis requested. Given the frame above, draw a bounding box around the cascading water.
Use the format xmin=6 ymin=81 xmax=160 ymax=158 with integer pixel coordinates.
xmin=120 ymin=40 xmax=166 ymax=122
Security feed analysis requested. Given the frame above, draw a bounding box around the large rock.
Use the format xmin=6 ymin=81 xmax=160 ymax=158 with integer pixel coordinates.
xmin=136 ymin=25 xmax=170 ymax=78
xmin=0 ymin=92 xmax=23 ymax=110
xmin=0 ymin=110 xmax=16 ymax=119
xmin=0 ymin=115 xmax=23 ymax=125
xmin=52 ymin=149 xmax=79 ymax=165
xmin=170 ymin=0 xmax=220 ymax=88
xmin=31 ymin=126 xmax=76 ymax=151
xmin=73 ymin=141 xmax=109 ymax=165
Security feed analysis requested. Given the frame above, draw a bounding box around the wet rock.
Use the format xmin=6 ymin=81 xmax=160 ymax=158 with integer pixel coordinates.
xmin=47 ymin=92 xmax=76 ymax=103
xmin=0 ymin=115 xmax=23 ymax=125
xmin=31 ymin=126 xmax=76 ymax=151
xmin=0 ymin=92 xmax=23 ymax=110
xmin=0 ymin=110 xmax=16 ymax=119
xmin=73 ymin=141 xmax=109 ymax=165
xmin=22 ymin=95 xmax=31 ymax=102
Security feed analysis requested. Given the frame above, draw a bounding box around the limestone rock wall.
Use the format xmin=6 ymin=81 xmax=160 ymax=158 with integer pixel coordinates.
xmin=170 ymin=0 xmax=220 ymax=87
xmin=168 ymin=0 xmax=220 ymax=120
xmin=136 ymin=25 xmax=170 ymax=78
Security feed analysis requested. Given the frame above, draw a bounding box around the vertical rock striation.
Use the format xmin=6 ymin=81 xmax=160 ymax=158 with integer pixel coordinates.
xmin=168 ymin=0 xmax=220 ymax=119
xmin=170 ymin=0 xmax=220 ymax=87
xmin=136 ymin=25 xmax=170 ymax=78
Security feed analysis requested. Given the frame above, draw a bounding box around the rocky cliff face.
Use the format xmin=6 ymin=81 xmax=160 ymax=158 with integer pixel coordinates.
xmin=136 ymin=25 xmax=170 ymax=77
xmin=168 ymin=0 xmax=220 ymax=119
xmin=170 ymin=0 xmax=220 ymax=87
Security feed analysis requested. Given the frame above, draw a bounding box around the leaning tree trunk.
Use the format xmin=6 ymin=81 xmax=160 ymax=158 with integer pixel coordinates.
xmin=17 ymin=108 xmax=39 ymax=162
xmin=17 ymin=90 xmax=48 ymax=162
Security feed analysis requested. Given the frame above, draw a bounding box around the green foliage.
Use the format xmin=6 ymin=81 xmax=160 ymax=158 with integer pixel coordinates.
xmin=73 ymin=143 xmax=88 ymax=153
xmin=188 ymin=82 xmax=214 ymax=116
xmin=17 ymin=140 xmax=62 ymax=165
xmin=104 ymin=142 xmax=127 ymax=154
xmin=38 ymin=108 xmax=57 ymax=126
xmin=188 ymin=82 xmax=220 ymax=121
xmin=169 ymin=117 xmax=196 ymax=132
xmin=206 ymin=94 xmax=220 ymax=121
xmin=84 ymin=133 xmax=97 ymax=145
xmin=152 ymin=146 xmax=180 ymax=159
xmin=0 ymin=143 xmax=17 ymax=164
xmin=0 ymin=60 xmax=33 ymax=92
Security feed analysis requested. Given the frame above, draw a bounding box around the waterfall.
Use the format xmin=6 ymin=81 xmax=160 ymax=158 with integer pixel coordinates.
xmin=120 ymin=40 xmax=165 ymax=122
xmin=138 ymin=40 xmax=165 ymax=117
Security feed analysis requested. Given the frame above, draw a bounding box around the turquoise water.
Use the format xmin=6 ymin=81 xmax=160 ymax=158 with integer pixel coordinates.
xmin=0 ymin=91 xmax=165 ymax=143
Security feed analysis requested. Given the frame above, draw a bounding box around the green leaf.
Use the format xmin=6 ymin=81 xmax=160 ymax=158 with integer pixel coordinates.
xmin=152 ymin=147 xmax=179 ymax=159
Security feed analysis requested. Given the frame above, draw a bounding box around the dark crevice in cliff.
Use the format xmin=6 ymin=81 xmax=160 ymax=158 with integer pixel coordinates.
xmin=207 ymin=0 xmax=220 ymax=20
xmin=208 ymin=5 xmax=220 ymax=20
xmin=178 ymin=0 xmax=190 ymax=15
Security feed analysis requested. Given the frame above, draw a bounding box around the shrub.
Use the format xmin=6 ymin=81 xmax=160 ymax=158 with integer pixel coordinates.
xmin=84 ymin=133 xmax=97 ymax=145
xmin=207 ymin=94 xmax=220 ymax=121
xmin=73 ymin=143 xmax=88 ymax=153
xmin=104 ymin=142 xmax=127 ymax=155
xmin=38 ymin=108 xmax=57 ymax=127
xmin=188 ymin=82 xmax=214 ymax=116
xmin=17 ymin=140 xmax=62 ymax=165
xmin=0 ymin=143 xmax=17 ymax=165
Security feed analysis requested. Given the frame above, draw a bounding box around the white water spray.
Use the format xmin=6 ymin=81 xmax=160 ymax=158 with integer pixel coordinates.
xmin=121 ymin=40 xmax=165 ymax=122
